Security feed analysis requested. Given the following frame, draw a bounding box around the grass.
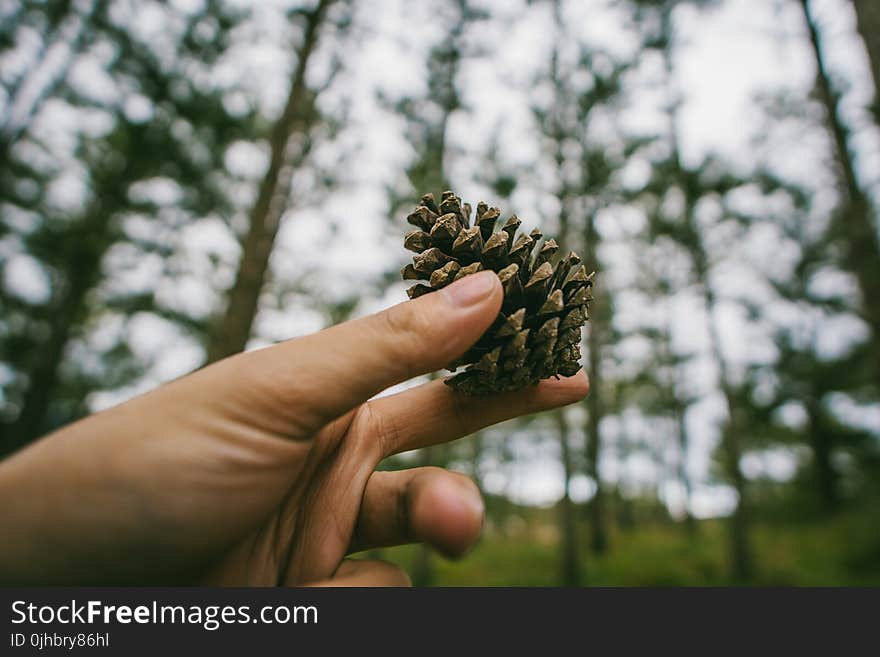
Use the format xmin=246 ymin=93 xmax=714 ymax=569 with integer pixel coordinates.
xmin=372 ymin=510 xmax=880 ymax=586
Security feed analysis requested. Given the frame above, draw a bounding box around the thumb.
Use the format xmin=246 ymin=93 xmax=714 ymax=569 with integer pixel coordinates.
xmin=231 ymin=270 xmax=502 ymax=434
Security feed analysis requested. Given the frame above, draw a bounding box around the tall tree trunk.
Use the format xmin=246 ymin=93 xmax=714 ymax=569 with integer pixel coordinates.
xmin=671 ymin=344 xmax=695 ymax=534
xmin=656 ymin=0 xmax=748 ymax=572
xmin=583 ymin=214 xmax=608 ymax=555
xmin=205 ymin=0 xmax=334 ymax=363
xmin=3 ymin=276 xmax=89 ymax=454
xmin=806 ymin=398 xmax=840 ymax=512
xmin=585 ymin=316 xmax=607 ymax=554
xmin=852 ymin=0 xmax=880 ymax=109
xmin=662 ymin=300 xmax=695 ymax=534
xmin=555 ymin=205 xmax=586 ymax=574
xmin=702 ymin=282 xmax=752 ymax=581
xmin=547 ymin=0 xmax=607 ymax=560
xmin=547 ymin=2 xmax=591 ymax=563
xmin=673 ymin=402 xmax=696 ymax=534
xmin=800 ymin=0 xmax=880 ymax=365
xmin=2 ymin=208 xmax=115 ymax=456
xmin=556 ymin=410 xmax=581 ymax=585
xmin=719 ymin=410 xmax=750 ymax=581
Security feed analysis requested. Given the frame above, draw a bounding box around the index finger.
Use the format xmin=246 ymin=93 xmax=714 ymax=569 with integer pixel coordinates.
xmin=368 ymin=370 xmax=589 ymax=457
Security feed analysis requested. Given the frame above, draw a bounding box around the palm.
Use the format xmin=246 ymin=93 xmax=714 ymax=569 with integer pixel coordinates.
xmin=203 ymin=402 xmax=390 ymax=585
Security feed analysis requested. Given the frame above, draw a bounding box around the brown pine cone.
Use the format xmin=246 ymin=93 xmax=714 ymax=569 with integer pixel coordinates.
xmin=401 ymin=190 xmax=593 ymax=395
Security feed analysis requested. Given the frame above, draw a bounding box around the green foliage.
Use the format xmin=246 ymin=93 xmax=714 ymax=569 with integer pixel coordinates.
xmin=0 ymin=1 xmax=260 ymax=452
xmin=380 ymin=509 xmax=880 ymax=586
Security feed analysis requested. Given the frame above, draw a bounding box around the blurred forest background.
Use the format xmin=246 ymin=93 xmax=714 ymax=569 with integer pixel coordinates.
xmin=1 ymin=0 xmax=879 ymax=585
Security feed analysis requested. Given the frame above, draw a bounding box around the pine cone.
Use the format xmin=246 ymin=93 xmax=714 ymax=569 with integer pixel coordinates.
xmin=401 ymin=190 xmax=593 ymax=395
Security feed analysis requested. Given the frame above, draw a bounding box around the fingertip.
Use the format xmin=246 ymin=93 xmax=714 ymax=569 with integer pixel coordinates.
xmin=549 ymin=369 xmax=590 ymax=403
xmin=412 ymin=472 xmax=485 ymax=559
xmin=516 ymin=369 xmax=589 ymax=413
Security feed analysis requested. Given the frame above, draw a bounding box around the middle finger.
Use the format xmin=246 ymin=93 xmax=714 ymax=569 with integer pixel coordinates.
xmin=368 ymin=370 xmax=589 ymax=457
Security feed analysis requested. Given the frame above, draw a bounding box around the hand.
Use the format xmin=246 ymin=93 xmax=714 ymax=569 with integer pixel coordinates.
xmin=0 ymin=271 xmax=588 ymax=585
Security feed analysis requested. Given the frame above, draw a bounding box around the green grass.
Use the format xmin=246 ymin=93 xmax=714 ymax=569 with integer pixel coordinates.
xmin=372 ymin=511 xmax=880 ymax=586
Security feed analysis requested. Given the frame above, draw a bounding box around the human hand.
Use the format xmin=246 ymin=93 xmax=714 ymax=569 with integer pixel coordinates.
xmin=0 ymin=271 xmax=588 ymax=585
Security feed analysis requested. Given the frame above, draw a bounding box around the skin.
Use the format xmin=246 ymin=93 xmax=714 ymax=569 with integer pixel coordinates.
xmin=0 ymin=271 xmax=588 ymax=586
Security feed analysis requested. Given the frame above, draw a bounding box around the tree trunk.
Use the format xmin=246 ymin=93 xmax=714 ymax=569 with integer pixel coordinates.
xmin=852 ymin=0 xmax=880 ymax=108
xmin=556 ymin=410 xmax=581 ymax=585
xmin=584 ymin=214 xmax=608 ymax=556
xmin=800 ymin=0 xmax=880 ymax=364
xmin=673 ymin=402 xmax=696 ymax=534
xmin=585 ymin=331 xmax=607 ymax=554
xmin=806 ymin=398 xmax=840 ymax=512
xmin=663 ymin=303 xmax=695 ymax=534
xmin=3 ymin=281 xmax=85 ymax=455
xmin=703 ymin=283 xmax=752 ymax=581
xmin=546 ymin=4 xmax=600 ymax=557
xmin=656 ymin=1 xmax=748 ymax=573
xmin=3 ymin=210 xmax=114 ymax=456
xmin=720 ymin=411 xmax=751 ymax=581
xmin=205 ymin=0 xmax=333 ymax=363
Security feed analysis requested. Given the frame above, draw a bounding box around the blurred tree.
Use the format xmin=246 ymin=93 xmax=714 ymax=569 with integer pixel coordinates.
xmin=540 ymin=0 xmax=585 ymax=584
xmin=1 ymin=1 xmax=102 ymax=239
xmin=626 ymin=244 xmax=699 ymax=534
xmin=797 ymin=0 xmax=880 ymax=375
xmin=572 ymin=80 xmax=631 ymax=560
xmin=731 ymin=171 xmax=879 ymax=514
xmin=1 ymin=1 xmax=255 ymax=455
xmin=640 ymin=157 xmax=756 ymax=581
xmin=529 ymin=0 xmax=635 ymax=578
xmin=631 ymin=0 xmax=755 ymax=580
xmin=382 ymin=0 xmax=488 ymax=214
xmin=205 ymin=0 xmax=347 ymax=363
xmin=0 ymin=0 xmax=109 ymax=161
xmin=578 ymin=141 xmax=620 ymax=560
xmin=851 ymin=0 xmax=880 ymax=115
xmin=554 ymin=409 xmax=581 ymax=584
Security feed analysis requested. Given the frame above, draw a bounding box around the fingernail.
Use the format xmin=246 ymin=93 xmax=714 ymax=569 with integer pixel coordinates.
xmin=442 ymin=270 xmax=498 ymax=307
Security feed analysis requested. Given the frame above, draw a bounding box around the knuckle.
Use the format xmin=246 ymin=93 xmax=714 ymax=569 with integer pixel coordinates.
xmin=358 ymin=401 xmax=402 ymax=459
